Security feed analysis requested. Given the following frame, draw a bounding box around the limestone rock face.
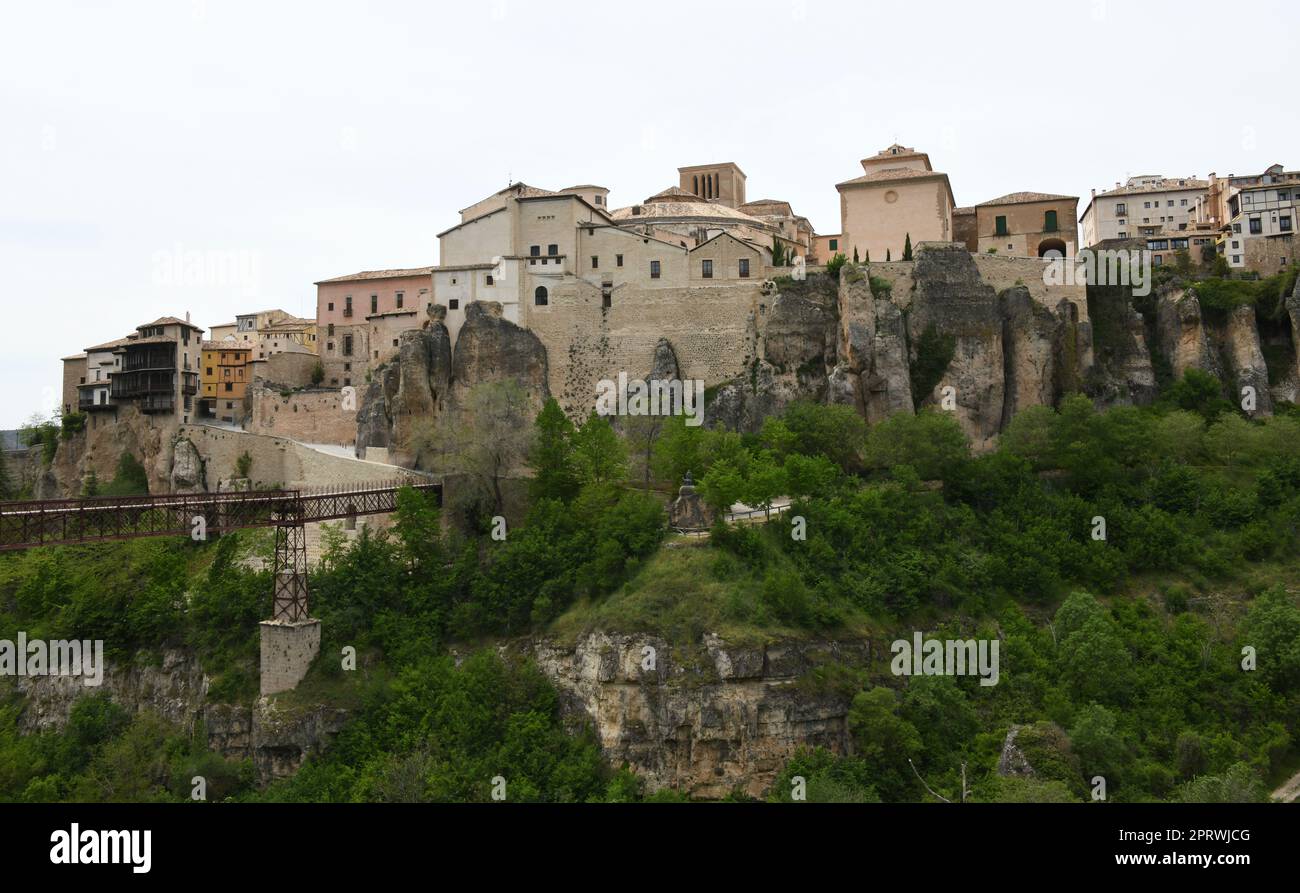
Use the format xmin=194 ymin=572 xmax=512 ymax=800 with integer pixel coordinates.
xmin=169 ymin=436 xmax=206 ymax=493
xmin=530 ymin=632 xmax=870 ymax=799
xmin=997 ymin=725 xmax=1035 ymax=778
xmin=355 ymin=322 xmax=452 ymax=461
xmin=646 ymin=337 xmax=681 ymax=383
xmin=449 ymin=301 xmax=550 ymax=413
xmin=1157 ymin=289 xmax=1222 ymax=382
xmin=1000 ymin=286 xmax=1063 ymax=426
xmin=906 ymin=245 xmax=1005 ymax=451
xmin=1085 ymin=285 xmax=1158 ymax=406
xmin=1222 ymin=303 xmax=1273 ymax=416
xmin=764 ymin=292 xmax=831 ymax=372
xmin=16 ymin=647 xmax=351 ymax=786
xmin=864 ymin=297 xmax=914 ymax=423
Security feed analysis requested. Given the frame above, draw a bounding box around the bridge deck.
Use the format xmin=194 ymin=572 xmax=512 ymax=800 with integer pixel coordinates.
xmin=0 ymin=479 xmax=441 ymax=551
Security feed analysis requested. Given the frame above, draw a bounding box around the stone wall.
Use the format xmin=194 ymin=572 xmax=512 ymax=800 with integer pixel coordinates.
xmin=525 ymin=278 xmax=764 ymax=417
xmin=247 ymin=387 xmax=357 ymax=447
xmin=178 ymin=424 xmax=411 ymax=490
xmin=251 ymin=351 xmax=319 ymax=390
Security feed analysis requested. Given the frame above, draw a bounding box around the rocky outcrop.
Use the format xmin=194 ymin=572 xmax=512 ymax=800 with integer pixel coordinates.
xmin=356 ymin=318 xmax=454 ymax=461
xmin=1157 ymin=289 xmax=1222 ymax=383
xmin=1222 ymin=303 xmax=1273 ymax=416
xmin=1084 ymin=285 xmax=1158 ymax=407
xmin=530 ymin=632 xmax=870 ymax=799
xmin=169 ymin=436 xmax=206 ymax=493
xmin=14 ymin=648 xmax=348 ymax=786
xmin=906 ymin=245 xmax=1006 ymax=451
xmin=449 ymin=301 xmax=550 ymax=413
xmin=997 ymin=725 xmax=1035 ymax=778
xmin=830 ymin=268 xmax=913 ymax=423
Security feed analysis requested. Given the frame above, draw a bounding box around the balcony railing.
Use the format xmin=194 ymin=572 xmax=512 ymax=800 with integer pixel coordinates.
xmin=182 ymin=372 xmax=199 ymax=395
xmin=343 ymin=308 xmax=354 ymax=318
xmin=138 ymin=395 xmax=176 ymax=414
xmin=112 ymin=371 xmax=175 ymax=399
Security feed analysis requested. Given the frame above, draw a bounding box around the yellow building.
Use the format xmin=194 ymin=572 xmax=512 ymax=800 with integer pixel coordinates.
xmin=200 ymin=341 xmax=252 ymax=424
xmin=837 ymin=144 xmax=956 ymax=262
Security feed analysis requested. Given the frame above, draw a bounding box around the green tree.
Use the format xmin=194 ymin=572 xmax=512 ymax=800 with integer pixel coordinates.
xmin=311 ymin=361 xmax=325 ymax=386
xmin=571 ymin=412 xmax=627 ymax=486
xmin=863 ymin=410 xmax=969 ymax=480
xmin=699 ymin=459 xmax=745 ymax=515
xmin=528 ymin=398 xmax=579 ymax=502
xmin=902 ymin=232 xmax=913 ymax=261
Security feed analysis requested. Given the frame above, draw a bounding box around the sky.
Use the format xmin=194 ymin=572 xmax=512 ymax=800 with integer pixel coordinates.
xmin=2 ymin=0 xmax=1297 ymax=428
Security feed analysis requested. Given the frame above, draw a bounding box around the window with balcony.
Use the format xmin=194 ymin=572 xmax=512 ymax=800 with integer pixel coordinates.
xmin=547 ymin=244 xmax=558 ymax=256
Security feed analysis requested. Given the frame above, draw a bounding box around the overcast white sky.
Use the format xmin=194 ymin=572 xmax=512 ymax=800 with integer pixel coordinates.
xmin=2 ymin=0 xmax=1297 ymax=428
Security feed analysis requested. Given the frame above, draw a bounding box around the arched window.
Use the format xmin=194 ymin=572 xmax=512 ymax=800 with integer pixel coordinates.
xmin=534 ymin=286 xmax=549 ymax=306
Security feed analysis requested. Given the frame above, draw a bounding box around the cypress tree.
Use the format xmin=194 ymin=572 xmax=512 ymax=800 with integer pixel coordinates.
xmin=903 ymin=233 xmax=913 ymax=261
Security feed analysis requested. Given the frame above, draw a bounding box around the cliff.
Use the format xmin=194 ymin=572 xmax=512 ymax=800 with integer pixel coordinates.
xmin=527 ymin=632 xmax=869 ymax=799
xmin=13 ymin=649 xmax=348 ymax=786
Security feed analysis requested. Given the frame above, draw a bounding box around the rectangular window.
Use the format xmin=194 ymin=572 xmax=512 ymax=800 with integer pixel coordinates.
xmin=396 ymin=292 xmax=404 ymax=309
xmin=829 ymin=239 xmax=838 ymax=251
xmin=616 ymin=254 xmax=624 ymax=267
xmin=1116 ymin=204 xmax=1126 ymax=215
xmin=739 ymin=258 xmax=750 ymax=278
xmin=1153 ymin=255 xmax=1162 ymax=266
xmin=650 ymin=260 xmax=661 ymax=279
xmin=1044 ymin=210 xmax=1058 ymax=232
xmin=1282 ymin=216 xmax=1294 ymax=232
xmin=328 ymin=302 xmax=334 ymax=312
xmin=547 ymin=244 xmax=558 ymax=256
xmin=702 ymin=259 xmax=713 ymax=278
xmin=486 ymin=274 xmax=494 ymax=285
xmin=449 ymin=298 xmax=459 ymax=310
xmin=530 ymin=245 xmax=540 ymax=256
xmin=225 ymin=382 xmax=233 ymax=392
xmin=342 ymin=335 xmax=353 ymax=356
xmin=344 ymin=296 xmax=353 ymax=317
xmin=995 ymin=215 xmax=1008 ymax=236
xmin=602 ymin=289 xmax=612 ymax=309
xmin=370 ymin=295 xmax=378 ymax=314
xmin=1144 ymin=201 xmax=1152 ymax=209
xmin=1250 ymin=218 xmax=1263 ymax=234
xmin=591 ymin=256 xmax=599 ymax=269
xmin=327 ymin=324 xmax=335 ymax=336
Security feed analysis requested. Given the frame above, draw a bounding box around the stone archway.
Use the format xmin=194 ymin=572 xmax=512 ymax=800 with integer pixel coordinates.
xmin=1038 ymin=237 xmax=1067 ymax=258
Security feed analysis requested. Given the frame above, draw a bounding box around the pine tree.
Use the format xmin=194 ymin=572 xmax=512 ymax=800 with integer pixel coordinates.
xmin=853 ymin=247 xmax=860 ymax=263
xmin=903 ymin=233 xmax=913 ymax=261
xmin=864 ymin=248 xmax=870 ymax=263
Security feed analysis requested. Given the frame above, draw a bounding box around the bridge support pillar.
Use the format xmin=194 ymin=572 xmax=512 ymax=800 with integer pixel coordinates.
xmin=260 ymin=619 xmax=321 ymax=696
xmin=260 ymin=520 xmax=319 ymax=695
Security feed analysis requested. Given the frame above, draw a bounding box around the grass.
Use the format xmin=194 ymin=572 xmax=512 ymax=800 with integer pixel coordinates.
xmin=547 ymin=538 xmax=873 ymax=648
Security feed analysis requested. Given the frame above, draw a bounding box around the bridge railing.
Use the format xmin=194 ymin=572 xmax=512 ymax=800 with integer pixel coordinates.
xmin=0 ymin=479 xmax=441 ymax=551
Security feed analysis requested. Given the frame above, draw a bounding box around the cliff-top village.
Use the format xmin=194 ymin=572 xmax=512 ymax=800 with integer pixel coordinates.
xmin=47 ymin=145 xmax=1300 ymax=495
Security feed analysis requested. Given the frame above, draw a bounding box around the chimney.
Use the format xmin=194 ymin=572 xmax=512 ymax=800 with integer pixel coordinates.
xmin=186 ymin=311 xmax=191 ymax=324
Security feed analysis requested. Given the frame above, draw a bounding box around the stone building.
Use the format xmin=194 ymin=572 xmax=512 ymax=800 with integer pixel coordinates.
xmin=1079 ymin=175 xmax=1209 ymax=247
xmin=200 ymin=341 xmax=251 ymax=425
xmin=836 ymin=144 xmax=956 ymax=262
xmin=60 ymin=354 xmax=86 ymax=418
xmin=967 ymin=192 xmax=1079 ymax=258
xmin=1221 ymin=164 xmax=1298 ymax=272
xmin=314 ymin=267 xmax=434 ymax=387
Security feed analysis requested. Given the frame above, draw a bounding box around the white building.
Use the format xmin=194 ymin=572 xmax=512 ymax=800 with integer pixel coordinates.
xmin=1079 ymin=175 xmax=1209 ymax=246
